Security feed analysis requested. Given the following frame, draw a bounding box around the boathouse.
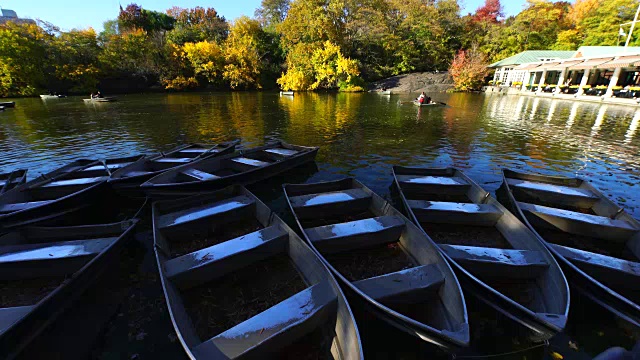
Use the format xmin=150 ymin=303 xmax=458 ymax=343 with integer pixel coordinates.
xmin=489 ymin=46 xmax=640 ymax=100
xmin=0 ymin=8 xmax=35 ymax=25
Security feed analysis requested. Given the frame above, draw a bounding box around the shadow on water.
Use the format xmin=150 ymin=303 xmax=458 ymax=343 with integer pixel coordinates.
xmin=2 ymin=92 xmax=639 ymax=358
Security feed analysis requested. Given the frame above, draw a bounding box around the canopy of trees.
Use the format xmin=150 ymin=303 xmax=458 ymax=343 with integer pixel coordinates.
xmin=1 ymin=0 xmax=639 ymax=96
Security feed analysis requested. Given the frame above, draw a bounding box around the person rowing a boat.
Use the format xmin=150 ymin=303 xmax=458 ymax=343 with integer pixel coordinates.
xmin=417 ymin=92 xmax=432 ymax=105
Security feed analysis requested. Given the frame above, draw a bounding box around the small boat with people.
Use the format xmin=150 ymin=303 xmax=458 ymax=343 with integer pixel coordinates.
xmin=153 ymin=186 xmax=363 ymax=359
xmin=0 ymin=102 xmax=15 ymax=108
xmin=109 ymin=141 xmax=238 ymax=195
xmin=498 ymin=169 xmax=640 ymax=327
xmin=0 ymin=155 xmax=143 ymax=230
xmin=279 ymin=91 xmax=294 ymax=96
xmin=283 ymin=178 xmax=470 ymax=351
xmin=0 ymin=219 xmax=139 ymax=358
xmin=392 ymin=166 xmax=569 ymax=341
xmin=141 ymin=141 xmax=318 ymax=199
xmin=0 ymin=169 xmax=27 ymax=195
xmin=83 ymin=97 xmax=116 ymax=103
xmin=413 ymin=100 xmax=441 ymax=107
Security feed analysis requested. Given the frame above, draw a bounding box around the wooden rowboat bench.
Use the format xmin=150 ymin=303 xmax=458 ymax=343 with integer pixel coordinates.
xmin=153 ymin=186 xmax=362 ymax=359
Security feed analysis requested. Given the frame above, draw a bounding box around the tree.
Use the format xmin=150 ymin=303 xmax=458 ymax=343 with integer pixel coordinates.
xmin=118 ymin=4 xmax=175 ymax=33
xmin=473 ymin=0 xmax=503 ymax=23
xmin=182 ymin=41 xmax=225 ymax=84
xmin=166 ymin=7 xmax=229 ymax=45
xmin=580 ymin=0 xmax=639 ymax=46
xmin=449 ymin=47 xmax=488 ymax=91
xmin=99 ymin=29 xmax=160 ymax=81
xmin=0 ymin=22 xmax=50 ymax=96
xmin=255 ymin=0 xmax=290 ymax=29
xmin=51 ymin=28 xmax=102 ymax=92
xmin=277 ymin=41 xmax=361 ymax=91
xmin=223 ymin=17 xmax=264 ymax=89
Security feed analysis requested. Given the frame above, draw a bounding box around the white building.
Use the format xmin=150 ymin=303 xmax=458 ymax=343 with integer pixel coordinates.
xmin=488 ymin=50 xmax=576 ymax=86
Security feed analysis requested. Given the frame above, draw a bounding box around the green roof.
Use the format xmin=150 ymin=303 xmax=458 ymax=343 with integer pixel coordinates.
xmin=488 ymin=51 xmax=575 ymax=68
xmin=575 ymin=46 xmax=640 ymax=58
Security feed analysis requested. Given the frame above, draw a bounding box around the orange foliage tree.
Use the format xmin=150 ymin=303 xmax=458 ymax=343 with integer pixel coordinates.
xmin=449 ymin=47 xmax=488 ymax=91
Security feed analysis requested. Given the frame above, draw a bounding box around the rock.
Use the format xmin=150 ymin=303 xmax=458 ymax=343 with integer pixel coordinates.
xmin=368 ymin=72 xmax=453 ymax=93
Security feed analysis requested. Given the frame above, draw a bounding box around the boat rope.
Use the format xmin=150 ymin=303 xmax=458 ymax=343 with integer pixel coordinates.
xmin=451 ymin=340 xmax=548 ymax=359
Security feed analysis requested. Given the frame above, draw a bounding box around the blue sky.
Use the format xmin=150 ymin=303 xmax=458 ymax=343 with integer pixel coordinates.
xmin=1 ymin=1 xmax=566 ymax=31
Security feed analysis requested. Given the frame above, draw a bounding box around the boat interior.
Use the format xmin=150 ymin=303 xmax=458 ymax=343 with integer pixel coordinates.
xmin=284 ymin=178 xmax=469 ymax=346
xmin=0 ymin=157 xmax=138 ymax=215
xmin=393 ymin=167 xmax=568 ymax=329
xmin=0 ymin=222 xmax=133 ymax=338
xmin=153 ymin=144 xmax=305 ymax=185
xmin=0 ymin=170 xmax=27 ymax=193
xmin=153 ymin=186 xmax=358 ymax=359
xmin=503 ymin=170 xmax=640 ymax=302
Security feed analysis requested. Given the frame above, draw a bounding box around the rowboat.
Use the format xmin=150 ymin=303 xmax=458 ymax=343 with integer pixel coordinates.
xmin=283 ymin=178 xmax=470 ymax=350
xmin=378 ymin=90 xmax=391 ymax=95
xmin=0 ymin=155 xmax=143 ymax=230
xmin=413 ymin=100 xmax=440 ymax=107
xmin=0 ymin=102 xmax=15 ymax=108
xmin=393 ymin=166 xmax=569 ymax=341
xmin=109 ymin=141 xmax=238 ymax=196
xmin=83 ymin=97 xmax=116 ymax=103
xmin=153 ymin=186 xmax=363 ymax=359
xmin=498 ymin=169 xmax=640 ymax=327
xmin=0 ymin=170 xmax=27 ymax=194
xmin=280 ymin=91 xmax=294 ymax=96
xmin=0 ymin=106 xmax=5 ymax=111
xmin=39 ymin=95 xmax=66 ymax=99
xmin=141 ymin=141 xmax=318 ymax=199
xmin=0 ymin=219 xmax=139 ymax=358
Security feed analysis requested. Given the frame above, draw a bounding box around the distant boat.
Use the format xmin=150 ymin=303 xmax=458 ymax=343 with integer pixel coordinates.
xmin=0 ymin=102 xmax=15 ymax=108
xmin=40 ymin=94 xmax=66 ymax=99
xmin=379 ymin=90 xmax=391 ymax=95
xmin=83 ymin=97 xmax=117 ymax=103
xmin=279 ymin=91 xmax=294 ymax=96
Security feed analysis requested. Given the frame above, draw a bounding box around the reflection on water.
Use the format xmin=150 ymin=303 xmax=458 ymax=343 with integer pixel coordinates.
xmin=1 ymin=91 xmax=639 ymax=356
xmin=0 ymin=92 xmax=638 ymax=213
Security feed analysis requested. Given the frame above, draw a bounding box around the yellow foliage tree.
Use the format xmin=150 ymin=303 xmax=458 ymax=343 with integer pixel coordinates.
xmin=278 ymin=41 xmax=362 ymax=91
xmin=182 ymin=41 xmax=225 ymax=83
xmin=223 ymin=16 xmax=263 ymax=89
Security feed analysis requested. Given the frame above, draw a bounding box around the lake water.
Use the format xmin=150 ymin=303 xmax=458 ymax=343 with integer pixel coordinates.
xmin=1 ymin=92 xmax=639 ymax=359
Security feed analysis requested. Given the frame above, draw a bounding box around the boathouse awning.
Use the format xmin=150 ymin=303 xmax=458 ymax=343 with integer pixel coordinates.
xmin=569 ymin=57 xmax=614 ymax=70
xmin=596 ymin=55 xmax=640 ymax=69
xmin=517 ymin=63 xmax=542 ymax=70
xmin=544 ymin=60 xmax=584 ymax=71
xmin=535 ymin=62 xmax=560 ymax=71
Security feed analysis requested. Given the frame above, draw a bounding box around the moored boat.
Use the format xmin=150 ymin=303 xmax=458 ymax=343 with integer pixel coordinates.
xmin=0 ymin=169 xmax=27 ymax=194
xmin=153 ymin=186 xmax=363 ymax=359
xmin=0 ymin=219 xmax=139 ymax=358
xmin=283 ymin=178 xmax=470 ymax=350
xmin=141 ymin=141 xmax=318 ymax=199
xmin=279 ymin=91 xmax=294 ymax=96
xmin=0 ymin=155 xmax=143 ymax=230
xmin=393 ymin=166 xmax=569 ymax=341
xmin=109 ymin=141 xmax=238 ymax=195
xmin=498 ymin=169 xmax=640 ymax=327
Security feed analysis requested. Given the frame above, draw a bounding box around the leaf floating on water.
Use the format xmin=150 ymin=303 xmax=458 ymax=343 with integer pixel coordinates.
xmin=259 ymin=328 xmax=265 ymax=335
xmin=568 ymin=341 xmax=578 ymax=351
xmin=551 ymin=352 xmax=564 ymax=360
xmin=597 ymin=331 xmax=605 ymax=337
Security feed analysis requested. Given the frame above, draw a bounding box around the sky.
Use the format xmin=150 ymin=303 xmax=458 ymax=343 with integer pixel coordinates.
xmin=1 ymin=0 xmax=568 ymax=32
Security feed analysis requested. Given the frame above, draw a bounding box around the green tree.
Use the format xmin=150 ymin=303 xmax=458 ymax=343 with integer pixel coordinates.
xmin=51 ymin=28 xmax=102 ymax=92
xmin=99 ymin=29 xmax=160 ymax=82
xmin=255 ymin=0 xmax=290 ymax=29
xmin=118 ymin=4 xmax=175 ymax=33
xmin=166 ymin=7 xmax=229 ymax=45
xmin=0 ymin=22 xmax=50 ymax=96
xmin=581 ymin=0 xmax=639 ymax=46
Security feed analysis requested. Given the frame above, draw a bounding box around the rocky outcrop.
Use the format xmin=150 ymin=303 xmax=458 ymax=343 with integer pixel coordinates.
xmin=368 ymin=72 xmax=453 ymax=93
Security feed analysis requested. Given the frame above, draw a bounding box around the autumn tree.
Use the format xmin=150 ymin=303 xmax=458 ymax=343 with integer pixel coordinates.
xmin=223 ymin=16 xmax=264 ymax=89
xmin=473 ymin=0 xmax=503 ymax=23
xmin=0 ymin=22 xmax=50 ymax=96
xmin=182 ymin=41 xmax=225 ymax=84
xmin=118 ymin=4 xmax=175 ymax=33
xmin=51 ymin=28 xmax=102 ymax=92
xmin=449 ymin=47 xmax=488 ymax=91
xmin=166 ymin=7 xmax=229 ymax=45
